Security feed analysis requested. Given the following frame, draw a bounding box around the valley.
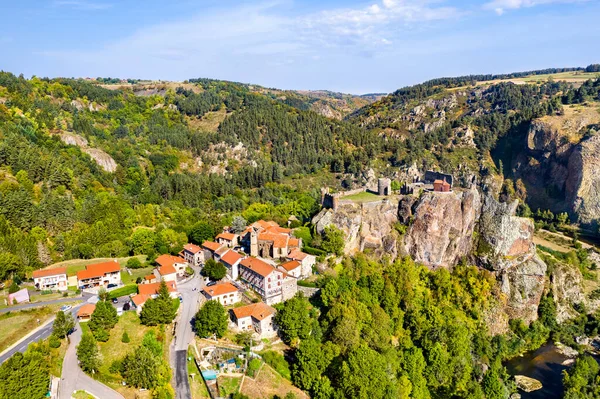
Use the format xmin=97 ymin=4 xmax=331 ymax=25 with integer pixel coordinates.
xmin=0 ymin=64 xmax=600 ymax=399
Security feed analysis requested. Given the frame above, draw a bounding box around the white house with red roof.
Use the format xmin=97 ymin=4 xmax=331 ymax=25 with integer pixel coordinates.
xmin=77 ymin=261 xmax=121 ymax=289
xmin=216 ymin=232 xmax=238 ymax=248
xmin=239 ymin=257 xmax=297 ymax=305
xmin=230 ymin=302 xmax=277 ymax=339
xmin=182 ymin=243 xmax=203 ymax=267
xmin=286 ymin=249 xmax=316 ymax=279
xmin=201 ymin=282 xmax=239 ymax=306
xmin=219 ymin=249 xmax=243 ymax=280
xmin=32 ymin=267 xmax=68 ymax=291
xmin=155 ymin=254 xmax=187 ymax=279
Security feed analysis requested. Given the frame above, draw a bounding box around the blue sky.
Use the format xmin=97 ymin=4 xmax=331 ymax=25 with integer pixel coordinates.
xmin=1 ymin=0 xmax=599 ymax=93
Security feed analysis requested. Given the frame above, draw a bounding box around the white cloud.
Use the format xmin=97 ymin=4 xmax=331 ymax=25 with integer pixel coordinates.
xmin=483 ymin=0 xmax=588 ymax=15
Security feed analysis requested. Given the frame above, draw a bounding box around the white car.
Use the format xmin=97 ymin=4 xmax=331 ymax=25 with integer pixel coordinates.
xmin=59 ymin=305 xmax=72 ymax=312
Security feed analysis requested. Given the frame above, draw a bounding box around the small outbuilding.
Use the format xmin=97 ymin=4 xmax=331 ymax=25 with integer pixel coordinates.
xmin=77 ymin=303 xmax=96 ymax=321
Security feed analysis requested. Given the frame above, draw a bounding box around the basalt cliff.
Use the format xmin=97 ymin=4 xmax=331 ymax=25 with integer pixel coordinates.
xmin=313 ymin=187 xmax=548 ymax=331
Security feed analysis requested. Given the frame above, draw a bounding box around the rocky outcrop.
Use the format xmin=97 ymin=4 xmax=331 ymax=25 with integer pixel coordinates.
xmin=551 ymin=262 xmax=586 ymax=323
xmin=59 ymin=133 xmax=117 ymax=173
xmin=311 ymin=198 xmax=399 ymax=259
xmin=566 ymin=134 xmax=600 ymax=227
xmin=514 ymin=375 xmax=542 ymax=392
xmin=478 ymin=195 xmax=547 ymax=324
xmin=401 ymin=187 xmax=480 ymax=268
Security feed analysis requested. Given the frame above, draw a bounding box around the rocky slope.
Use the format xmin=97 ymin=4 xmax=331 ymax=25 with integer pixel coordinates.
xmin=312 ymin=198 xmax=399 ymax=259
xmin=312 ymin=187 xmax=548 ymax=328
xmin=59 ymin=133 xmax=117 ymax=172
xmin=510 ymin=107 xmax=600 ymax=227
xmin=399 ymin=187 xmax=480 ymax=268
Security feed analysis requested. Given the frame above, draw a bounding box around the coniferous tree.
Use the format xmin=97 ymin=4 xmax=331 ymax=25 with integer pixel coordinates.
xmin=77 ymin=333 xmax=100 ymax=373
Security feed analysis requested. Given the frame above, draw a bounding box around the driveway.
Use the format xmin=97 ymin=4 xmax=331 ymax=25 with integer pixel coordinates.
xmin=172 ymin=268 xmax=204 ymax=399
xmin=59 ymin=322 xmax=124 ymax=399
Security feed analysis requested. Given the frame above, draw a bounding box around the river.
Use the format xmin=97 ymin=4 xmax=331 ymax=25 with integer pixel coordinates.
xmin=504 ymin=343 xmax=571 ymax=399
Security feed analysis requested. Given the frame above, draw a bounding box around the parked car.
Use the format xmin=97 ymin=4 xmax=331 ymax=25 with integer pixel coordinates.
xmin=107 ymin=283 xmax=118 ymax=289
xmin=111 ymin=297 xmax=118 ymax=304
xmin=59 ymin=305 xmax=72 ymax=312
xmin=206 ymin=281 xmax=216 ymax=287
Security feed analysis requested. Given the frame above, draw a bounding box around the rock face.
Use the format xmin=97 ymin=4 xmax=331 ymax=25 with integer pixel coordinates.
xmin=400 ymin=187 xmax=481 ymax=268
xmin=478 ymin=195 xmax=547 ymax=323
xmin=514 ymin=375 xmax=542 ymax=392
xmin=59 ymin=133 xmax=117 ymax=173
xmin=312 ymin=198 xmax=399 ymax=259
xmin=551 ymin=262 xmax=586 ymax=323
xmin=566 ymin=134 xmax=600 ymax=227
xmin=511 ymin=115 xmax=600 ymax=228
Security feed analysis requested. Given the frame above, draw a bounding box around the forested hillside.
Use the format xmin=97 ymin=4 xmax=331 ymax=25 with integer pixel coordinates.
xmin=0 ymin=72 xmax=384 ymax=279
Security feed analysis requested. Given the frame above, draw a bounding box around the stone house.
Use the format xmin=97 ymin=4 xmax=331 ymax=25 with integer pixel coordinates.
xmin=182 ymin=243 xmax=203 ymax=267
xmin=155 ymin=254 xmax=187 ymax=278
xmin=286 ymin=249 xmax=316 ymax=279
xmin=238 ymin=257 xmax=297 ymax=305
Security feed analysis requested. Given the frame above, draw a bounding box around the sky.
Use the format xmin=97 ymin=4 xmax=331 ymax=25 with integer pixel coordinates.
xmin=0 ymin=0 xmax=599 ymax=93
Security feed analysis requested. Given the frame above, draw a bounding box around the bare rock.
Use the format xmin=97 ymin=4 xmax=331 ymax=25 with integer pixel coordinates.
xmin=515 ymin=375 xmax=542 ymax=392
xmin=552 ymin=262 xmax=586 ymax=323
xmin=312 ymin=199 xmax=400 ymax=259
xmin=566 ymin=134 xmax=600 ymax=227
xmin=402 ymin=187 xmax=480 ymax=269
xmin=83 ymin=148 xmax=117 ymax=172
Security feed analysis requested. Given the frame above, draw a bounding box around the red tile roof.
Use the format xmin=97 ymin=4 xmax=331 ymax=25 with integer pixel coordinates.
xmin=216 ymin=232 xmax=236 ymax=241
xmin=132 ymin=294 xmax=150 ymax=307
xmin=288 ymin=238 xmax=300 ymax=248
xmin=77 ymin=261 xmax=121 ymax=281
xmin=264 ymin=225 xmax=291 ymax=235
xmin=77 ymin=303 xmax=96 ymax=318
xmin=184 ymin=243 xmax=202 ymax=254
xmin=202 ymin=282 xmax=238 ymax=297
xmin=158 ymin=264 xmax=177 ymax=276
xmin=287 ymin=249 xmax=309 ymax=261
xmin=137 ymin=281 xmax=176 ymax=296
xmin=240 ymin=257 xmax=276 ymax=278
xmin=202 ymin=241 xmax=222 ymax=252
xmin=280 ymin=260 xmax=301 ymax=272
xmin=33 ymin=267 xmax=67 ymax=279
xmin=232 ymin=302 xmax=275 ymax=321
xmin=220 ymin=250 xmax=243 ymax=266
xmin=258 ymin=232 xmax=288 ymax=249
xmin=156 ymin=254 xmax=186 ymax=268
xmin=253 ymin=220 xmax=278 ymax=229
xmin=144 ymin=274 xmax=156 ymax=281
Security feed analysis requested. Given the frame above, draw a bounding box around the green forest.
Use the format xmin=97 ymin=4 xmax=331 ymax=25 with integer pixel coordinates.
xmin=1 ymin=67 xmax=600 ymax=398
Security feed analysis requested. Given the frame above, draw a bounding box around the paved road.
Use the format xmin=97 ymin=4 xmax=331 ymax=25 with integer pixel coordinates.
xmin=59 ymin=322 xmax=124 ymax=399
xmin=172 ymin=268 xmax=204 ymax=399
xmin=0 ymin=296 xmax=84 ymax=314
xmin=0 ymin=302 xmax=85 ymax=363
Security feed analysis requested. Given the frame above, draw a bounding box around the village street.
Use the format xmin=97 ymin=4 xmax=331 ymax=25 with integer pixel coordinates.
xmin=172 ymin=266 xmax=204 ymax=399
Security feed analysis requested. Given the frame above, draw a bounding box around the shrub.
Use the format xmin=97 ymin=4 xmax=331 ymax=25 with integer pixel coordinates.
xmin=126 ymin=257 xmax=143 ymax=269
xmin=247 ymin=358 xmax=262 ymax=377
xmin=8 ymin=282 xmax=20 ymax=294
xmin=122 ymin=331 xmax=130 ymax=343
xmin=49 ymin=334 xmax=61 ymax=349
xmin=94 ymin=329 xmax=110 ymax=342
xmin=109 ymin=359 xmax=124 ymax=375
xmin=260 ymin=350 xmax=291 ymax=380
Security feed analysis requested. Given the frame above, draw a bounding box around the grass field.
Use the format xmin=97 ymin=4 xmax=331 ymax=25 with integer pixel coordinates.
xmin=0 ymin=305 xmax=70 ymax=352
xmin=240 ymin=363 xmax=308 ymax=399
xmin=121 ymin=266 xmax=154 ymax=285
xmin=341 ymin=191 xmax=381 ymax=203
xmin=72 ymin=391 xmax=95 ymax=399
xmin=218 ymin=375 xmax=242 ymax=397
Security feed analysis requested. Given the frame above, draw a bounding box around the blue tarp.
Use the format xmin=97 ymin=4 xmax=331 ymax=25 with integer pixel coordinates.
xmin=202 ymin=370 xmax=218 ymax=380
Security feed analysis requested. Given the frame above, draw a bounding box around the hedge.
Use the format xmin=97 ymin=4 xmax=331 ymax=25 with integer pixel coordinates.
xmin=302 ymin=246 xmax=326 ymax=256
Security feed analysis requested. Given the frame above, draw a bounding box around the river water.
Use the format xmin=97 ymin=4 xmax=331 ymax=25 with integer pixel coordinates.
xmin=504 ymin=343 xmax=571 ymax=399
